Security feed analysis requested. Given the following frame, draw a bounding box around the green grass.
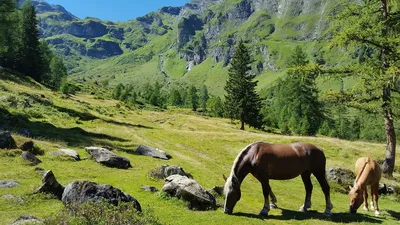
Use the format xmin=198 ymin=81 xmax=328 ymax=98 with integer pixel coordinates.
xmin=1 ymin=73 xmax=399 ymax=225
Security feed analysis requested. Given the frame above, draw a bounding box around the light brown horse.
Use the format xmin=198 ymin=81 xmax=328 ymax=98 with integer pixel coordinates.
xmin=223 ymin=142 xmax=333 ymax=217
xmin=349 ymin=157 xmax=382 ymax=216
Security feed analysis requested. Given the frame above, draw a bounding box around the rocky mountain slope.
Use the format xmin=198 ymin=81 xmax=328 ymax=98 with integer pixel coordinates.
xmin=28 ymin=0 xmax=355 ymax=95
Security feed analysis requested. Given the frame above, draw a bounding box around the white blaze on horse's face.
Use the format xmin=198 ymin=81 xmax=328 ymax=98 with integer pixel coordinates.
xmin=224 ymin=175 xmax=241 ymax=214
xmin=349 ymin=186 xmax=363 ymax=213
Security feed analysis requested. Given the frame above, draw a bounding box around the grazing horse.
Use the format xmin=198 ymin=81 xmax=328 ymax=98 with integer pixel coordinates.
xmin=223 ymin=142 xmax=333 ymax=217
xmin=349 ymin=157 xmax=382 ymax=216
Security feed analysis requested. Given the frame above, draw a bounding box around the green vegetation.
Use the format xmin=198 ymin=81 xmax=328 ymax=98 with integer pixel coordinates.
xmin=0 ymin=71 xmax=399 ymax=225
xmin=328 ymin=0 xmax=400 ymax=176
xmin=264 ymin=46 xmax=323 ymax=136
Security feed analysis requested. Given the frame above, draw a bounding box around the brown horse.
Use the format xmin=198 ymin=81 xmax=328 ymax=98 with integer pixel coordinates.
xmin=349 ymin=157 xmax=382 ymax=216
xmin=223 ymin=142 xmax=333 ymax=217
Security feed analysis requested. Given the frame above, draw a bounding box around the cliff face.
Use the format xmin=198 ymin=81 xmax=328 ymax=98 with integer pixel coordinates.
xmin=28 ymin=0 xmax=355 ymax=92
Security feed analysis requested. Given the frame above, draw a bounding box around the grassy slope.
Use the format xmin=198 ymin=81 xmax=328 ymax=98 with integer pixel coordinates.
xmin=0 ymin=72 xmax=399 ymax=225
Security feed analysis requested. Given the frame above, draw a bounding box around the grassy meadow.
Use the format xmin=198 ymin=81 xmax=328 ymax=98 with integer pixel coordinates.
xmin=0 ymin=72 xmax=399 ymax=225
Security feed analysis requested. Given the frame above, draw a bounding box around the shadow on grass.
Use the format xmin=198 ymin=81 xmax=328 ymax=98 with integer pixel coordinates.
xmin=0 ymin=70 xmax=42 ymax=89
xmin=0 ymin=107 xmax=129 ymax=148
xmin=232 ymin=208 xmax=383 ymax=224
xmin=387 ymin=210 xmax=400 ymax=220
xmin=52 ymin=105 xmax=98 ymax=121
xmin=102 ymin=119 xmax=154 ymax=129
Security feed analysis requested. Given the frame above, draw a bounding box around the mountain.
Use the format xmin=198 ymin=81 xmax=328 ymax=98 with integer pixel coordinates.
xmin=31 ymin=0 xmax=356 ymax=95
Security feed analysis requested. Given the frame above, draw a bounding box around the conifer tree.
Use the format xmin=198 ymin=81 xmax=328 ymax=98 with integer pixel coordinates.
xmin=0 ymin=0 xmax=20 ymax=69
xmin=189 ymin=85 xmax=199 ymax=111
xmin=265 ymin=46 xmax=323 ymax=135
xmin=225 ymin=40 xmax=263 ymax=130
xmin=331 ymin=0 xmax=400 ymax=176
xmin=200 ymin=85 xmax=209 ymax=111
xmin=21 ymin=0 xmax=42 ymax=81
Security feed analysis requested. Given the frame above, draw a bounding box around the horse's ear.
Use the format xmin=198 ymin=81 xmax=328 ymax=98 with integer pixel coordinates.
xmin=223 ymin=174 xmax=227 ymax=182
xmin=349 ymin=185 xmax=353 ymax=190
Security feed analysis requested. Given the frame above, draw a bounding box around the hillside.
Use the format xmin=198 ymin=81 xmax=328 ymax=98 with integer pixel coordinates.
xmin=0 ymin=71 xmax=399 ymax=224
xmin=27 ymin=0 xmax=356 ymax=95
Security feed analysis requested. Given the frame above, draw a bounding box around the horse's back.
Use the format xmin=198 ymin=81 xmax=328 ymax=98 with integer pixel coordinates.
xmin=252 ymin=142 xmax=326 ymax=180
xmin=355 ymin=157 xmax=381 ymax=185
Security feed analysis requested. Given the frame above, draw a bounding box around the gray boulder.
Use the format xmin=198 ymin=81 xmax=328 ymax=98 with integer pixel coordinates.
xmin=326 ymin=167 xmax=356 ymax=193
xmin=51 ymin=149 xmax=80 ymax=161
xmin=149 ymin=165 xmax=192 ymax=179
xmin=379 ymin=183 xmax=399 ymax=195
xmin=0 ymin=131 xmax=17 ymax=149
xmin=136 ymin=145 xmax=172 ymax=160
xmin=85 ymin=147 xmax=131 ymax=169
xmin=35 ymin=170 xmax=65 ymax=200
xmin=62 ymin=180 xmax=141 ymax=212
xmin=10 ymin=215 xmax=42 ymax=225
xmin=0 ymin=180 xmax=19 ymax=188
xmin=162 ymin=175 xmax=216 ymax=210
xmin=21 ymin=151 xmax=42 ymax=166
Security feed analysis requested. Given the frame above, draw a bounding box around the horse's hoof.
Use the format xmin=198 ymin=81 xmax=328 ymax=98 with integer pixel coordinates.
xmin=270 ymin=203 xmax=278 ymax=209
xmin=363 ymin=206 xmax=369 ymax=211
xmin=299 ymin=206 xmax=308 ymax=212
xmin=259 ymin=212 xmax=268 ymax=218
xmin=324 ymin=210 xmax=333 ymax=217
xmin=375 ymin=211 xmax=380 ymax=216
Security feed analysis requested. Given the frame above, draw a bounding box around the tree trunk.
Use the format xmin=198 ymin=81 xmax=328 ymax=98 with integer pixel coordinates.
xmin=382 ymin=87 xmax=396 ymax=177
xmin=240 ymin=120 xmax=245 ymax=130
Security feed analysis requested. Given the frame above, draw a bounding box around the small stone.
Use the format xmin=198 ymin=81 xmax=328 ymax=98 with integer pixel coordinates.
xmin=0 ymin=180 xmax=19 ymax=188
xmin=21 ymin=151 xmax=42 ymax=166
xmin=141 ymin=185 xmax=159 ymax=192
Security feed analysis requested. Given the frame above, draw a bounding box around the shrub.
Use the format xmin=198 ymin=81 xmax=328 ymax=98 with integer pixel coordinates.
xmin=44 ymin=201 xmax=161 ymax=225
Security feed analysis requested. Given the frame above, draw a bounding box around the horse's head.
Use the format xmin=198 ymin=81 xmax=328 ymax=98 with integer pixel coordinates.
xmin=349 ymin=184 xmax=364 ymax=213
xmin=223 ymin=175 xmax=241 ymax=214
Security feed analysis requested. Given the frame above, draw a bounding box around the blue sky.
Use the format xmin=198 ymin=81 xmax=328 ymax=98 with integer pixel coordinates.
xmin=46 ymin=0 xmax=190 ymax=22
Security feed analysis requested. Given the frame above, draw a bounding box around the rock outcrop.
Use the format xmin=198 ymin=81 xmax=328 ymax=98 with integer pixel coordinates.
xmin=149 ymin=165 xmax=191 ymax=179
xmin=162 ymin=175 xmax=216 ymax=210
xmin=35 ymin=170 xmax=65 ymax=200
xmin=62 ymin=180 xmax=141 ymax=212
xmin=135 ymin=145 xmax=172 ymax=160
xmin=86 ymin=147 xmax=131 ymax=169
xmin=21 ymin=151 xmax=42 ymax=166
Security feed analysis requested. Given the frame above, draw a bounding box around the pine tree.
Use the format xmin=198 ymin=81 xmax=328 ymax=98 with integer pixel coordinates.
xmin=225 ymin=40 xmax=263 ymax=130
xmin=113 ymin=84 xmax=125 ymax=100
xmin=0 ymin=0 xmax=21 ymax=69
xmin=200 ymin=85 xmax=209 ymax=111
xmin=331 ymin=0 xmax=400 ymax=176
xmin=265 ymin=46 xmax=323 ymax=135
xmin=21 ymin=0 xmax=42 ymax=81
xmin=189 ymin=85 xmax=199 ymax=111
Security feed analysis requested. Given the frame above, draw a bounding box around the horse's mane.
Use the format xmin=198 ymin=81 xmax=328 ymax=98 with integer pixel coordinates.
xmin=229 ymin=143 xmax=254 ymax=178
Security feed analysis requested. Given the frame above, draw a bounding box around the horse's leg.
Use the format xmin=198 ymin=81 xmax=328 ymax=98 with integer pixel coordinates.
xmin=370 ymin=185 xmax=375 ymax=211
xmin=363 ymin=188 xmax=369 ymax=211
xmin=314 ymin=172 xmax=333 ymax=216
xmin=269 ymin=189 xmax=278 ymax=209
xmin=300 ymin=171 xmax=313 ymax=212
xmin=371 ymin=182 xmax=380 ymax=216
xmin=259 ymin=180 xmax=272 ymax=217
